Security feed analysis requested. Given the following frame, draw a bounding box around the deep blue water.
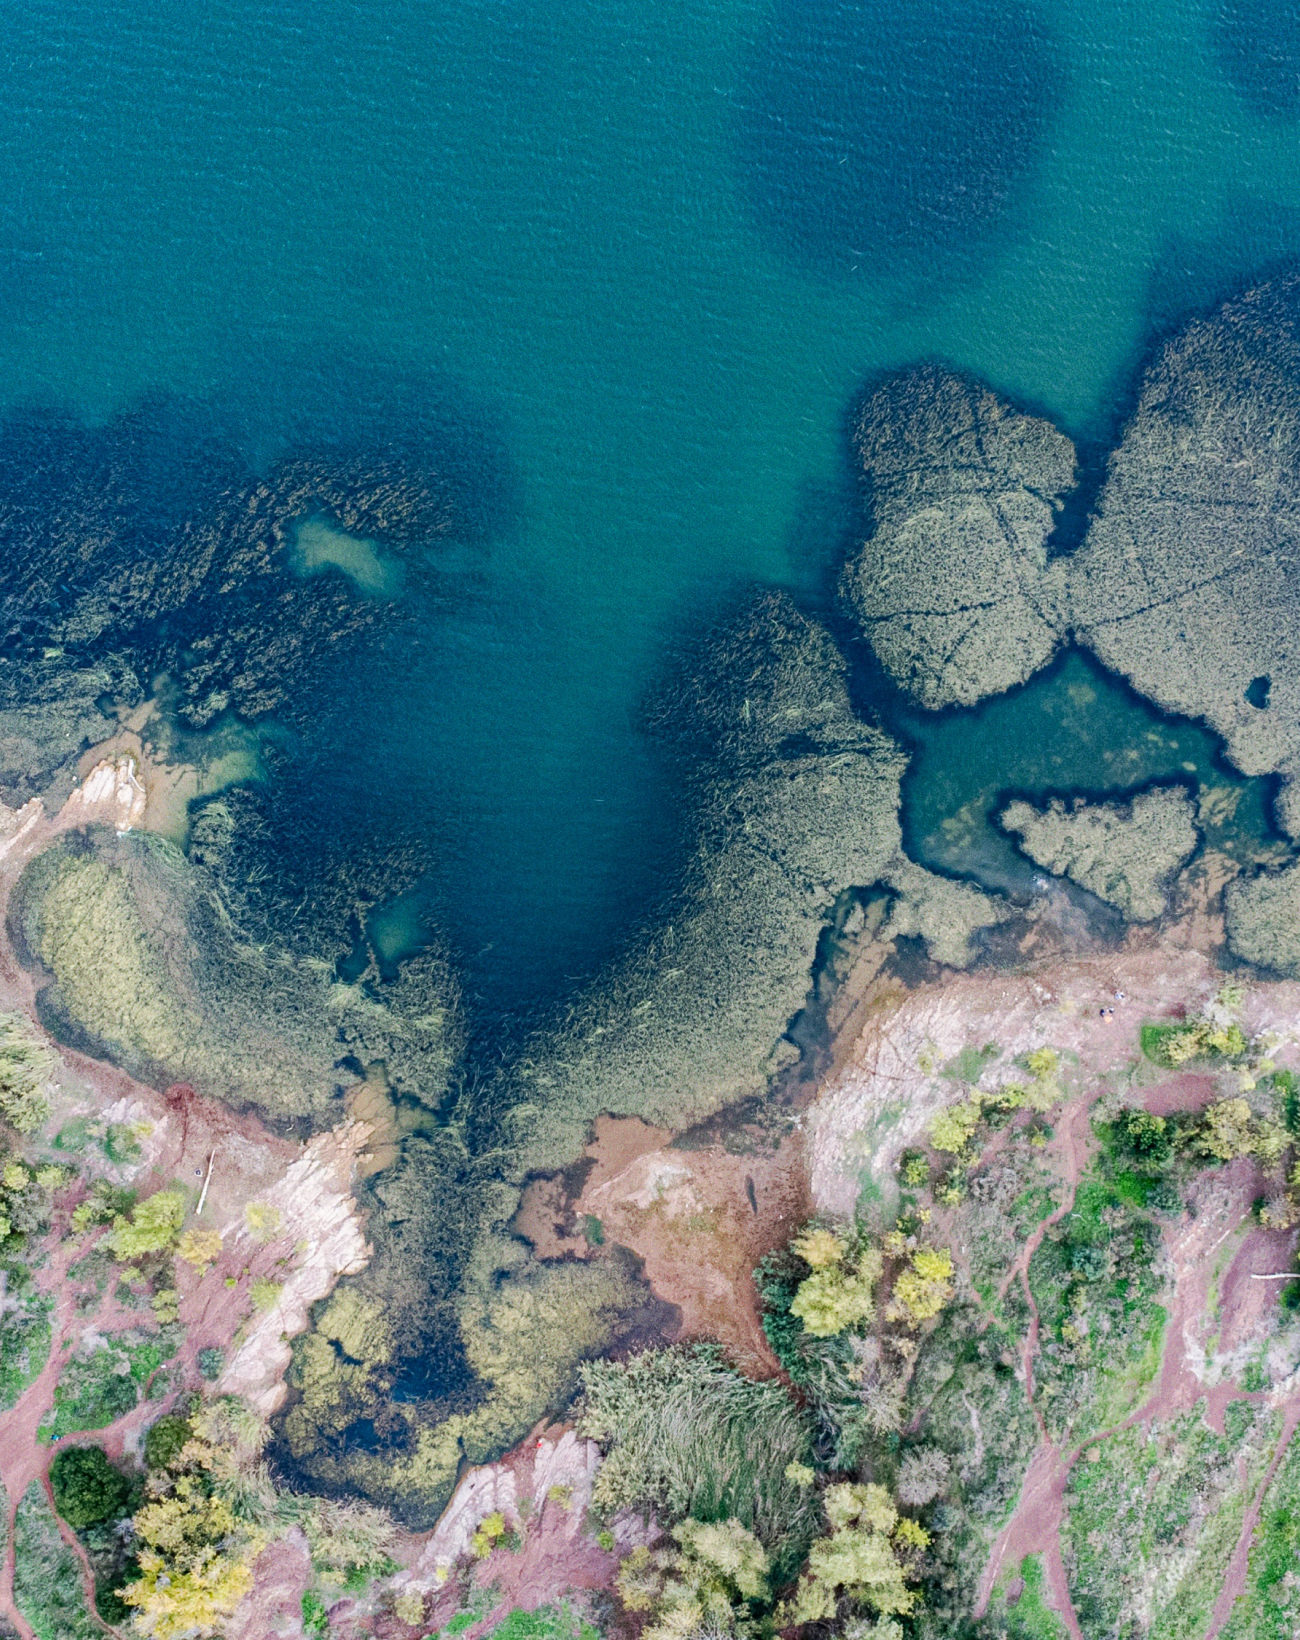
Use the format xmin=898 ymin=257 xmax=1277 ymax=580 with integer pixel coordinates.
xmin=3 ymin=0 xmax=1300 ymax=1018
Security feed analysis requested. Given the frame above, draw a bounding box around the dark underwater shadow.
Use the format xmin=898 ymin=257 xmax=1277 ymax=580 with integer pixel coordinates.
xmin=735 ymin=0 xmax=1064 ymax=288
xmin=1070 ymin=214 xmax=1300 ymax=471
xmin=1212 ymin=0 xmax=1300 ymax=119
xmin=205 ymin=347 xmax=523 ymax=547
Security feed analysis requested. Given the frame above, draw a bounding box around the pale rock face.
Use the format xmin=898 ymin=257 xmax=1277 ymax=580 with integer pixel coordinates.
xmin=59 ymin=756 xmax=147 ymax=833
xmin=403 ymin=1429 xmax=604 ymax=1590
xmin=998 ymin=787 xmax=1200 ymax=921
xmin=585 ymin=1153 xmax=704 ymax=1217
xmin=216 ymin=1119 xmax=372 ymax=1416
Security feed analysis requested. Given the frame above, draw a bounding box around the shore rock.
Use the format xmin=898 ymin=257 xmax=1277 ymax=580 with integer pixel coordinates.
xmin=841 ymin=366 xmax=1074 ymax=708
xmin=1072 ymin=275 xmax=1300 ymax=802
xmin=9 ymin=823 xmax=462 ymax=1123
xmin=1225 ymin=860 xmax=1300 ymax=975
xmin=999 ymin=786 xmax=1200 ymax=921
xmin=509 ymin=594 xmax=1007 ymax=1172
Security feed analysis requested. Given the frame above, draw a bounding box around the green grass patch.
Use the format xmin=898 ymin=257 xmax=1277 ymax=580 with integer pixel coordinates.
xmin=12 ymin=1479 xmax=99 ymax=1640
xmin=302 ymin=1589 xmax=331 ymax=1637
xmin=1010 ymin=1184 xmax=1057 ymax=1232
xmin=39 ymin=1344 xmax=140 ymax=1440
xmin=998 ymin=1554 xmax=1068 ymax=1640
xmin=0 ymin=1286 xmax=52 ymax=1410
xmin=1219 ymin=1430 xmax=1300 ymax=1640
xmin=944 ymin=1043 xmax=1000 ymax=1083
xmin=483 ymin=1605 xmax=600 ymax=1640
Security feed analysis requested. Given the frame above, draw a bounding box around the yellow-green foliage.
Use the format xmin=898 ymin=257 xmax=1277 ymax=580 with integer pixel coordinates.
xmin=790 ymin=1236 xmax=884 ymax=1338
xmin=249 ymin=1278 xmax=282 ymax=1312
xmin=107 ymin=1188 xmax=186 ymax=1260
xmin=930 ymin=1047 xmax=1062 ymax=1161
xmin=243 ymin=1201 xmax=282 ymax=1241
xmin=928 ymin=1099 xmax=982 ymax=1157
xmin=392 ymin=1588 xmax=428 ymax=1626
xmin=618 ymin=1517 xmax=770 ymax=1640
xmin=0 ymin=1013 xmax=55 ymax=1134
xmin=70 ymin=1177 xmax=134 ymax=1234
xmin=792 ymin=1227 xmax=845 ymax=1269
xmin=472 ymin=1510 xmax=508 ymax=1557
xmin=0 ymin=1155 xmax=49 ymax=1244
xmin=125 ymin=1479 xmax=257 ymax=1639
xmin=1160 ymin=1017 xmax=1249 ymax=1066
xmin=152 ymin=1288 xmax=180 ymax=1324
xmin=1197 ymin=1098 xmax=1255 ymax=1161
xmin=176 ymin=1227 xmax=223 ymax=1270
xmin=886 ymin=1246 xmax=954 ymax=1326
xmin=785 ymin=1484 xmax=920 ymax=1627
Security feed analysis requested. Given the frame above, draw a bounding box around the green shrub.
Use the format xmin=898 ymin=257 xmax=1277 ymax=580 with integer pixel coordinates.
xmin=1108 ymin=1108 xmax=1172 ymax=1168
xmin=483 ymin=1606 xmax=599 ymax=1640
xmin=0 ymin=1287 xmax=52 ymax=1410
xmin=106 ymin=1188 xmax=186 ymax=1260
xmin=143 ymin=1412 xmax=192 ymax=1471
xmin=103 ymin=1123 xmax=142 ymax=1165
xmin=49 ymin=1444 xmax=132 ymax=1528
xmin=41 ymin=1346 xmax=139 ymax=1440
xmin=197 ymin=1346 xmax=224 ymax=1381
xmin=12 ymin=1480 xmax=99 ymax=1639
xmin=301 ymin=1589 xmax=331 ymax=1637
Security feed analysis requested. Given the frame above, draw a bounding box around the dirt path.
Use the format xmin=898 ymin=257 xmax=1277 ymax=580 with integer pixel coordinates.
xmin=974 ymin=1122 xmax=1297 ymax=1640
xmin=43 ymin=1469 xmax=123 ymax=1638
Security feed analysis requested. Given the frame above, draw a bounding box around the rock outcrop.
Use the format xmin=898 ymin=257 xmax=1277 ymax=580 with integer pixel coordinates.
xmin=841 ymin=366 xmax=1074 ymax=708
xmin=9 ymin=821 xmax=462 ymax=1123
xmin=999 ymin=786 xmax=1200 ymax=921
xmin=1072 ymin=274 xmax=1300 ymax=808
xmin=1225 ymin=860 xmax=1300 ymax=976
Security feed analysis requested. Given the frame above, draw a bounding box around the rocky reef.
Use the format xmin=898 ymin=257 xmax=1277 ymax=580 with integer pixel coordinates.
xmin=998 ymin=785 xmax=1200 ymax=921
xmin=1072 ymin=274 xmax=1300 ymax=815
xmin=276 ymin=592 xmax=1010 ymax=1522
xmin=843 ymin=279 xmax=1300 ymax=864
xmin=840 ymin=365 xmax=1075 ymax=708
xmin=504 ymin=592 xmax=1008 ymax=1173
xmin=1225 ymin=859 xmax=1300 ymax=975
xmin=9 ymin=822 xmax=462 ymax=1125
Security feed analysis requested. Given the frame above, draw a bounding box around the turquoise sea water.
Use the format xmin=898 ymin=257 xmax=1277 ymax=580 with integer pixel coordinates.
xmin=3 ymin=0 xmax=1300 ymax=1013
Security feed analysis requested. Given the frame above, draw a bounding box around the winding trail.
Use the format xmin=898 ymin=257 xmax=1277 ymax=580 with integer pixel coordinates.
xmin=972 ymin=1099 xmax=1300 ymax=1640
xmin=1202 ymin=1403 xmax=1300 ymax=1640
xmin=973 ymin=1093 xmax=1096 ymax=1637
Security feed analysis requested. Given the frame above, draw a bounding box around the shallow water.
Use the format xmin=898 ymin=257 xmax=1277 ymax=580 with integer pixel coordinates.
xmin=3 ymin=0 xmax=1300 ymax=1016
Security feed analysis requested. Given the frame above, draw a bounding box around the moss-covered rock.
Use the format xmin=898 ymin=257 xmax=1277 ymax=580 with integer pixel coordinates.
xmin=281 ymin=1245 xmax=647 ymax=1526
xmin=277 ymin=594 xmax=1008 ymax=1521
xmin=506 ymin=593 xmax=1006 ymax=1171
xmin=1224 ymin=859 xmax=1300 ymax=975
xmin=840 ymin=366 xmax=1074 ymax=708
xmin=9 ymin=824 xmax=461 ymax=1124
xmin=998 ymin=786 xmax=1199 ymax=920
xmin=1071 ymin=274 xmax=1300 ymax=801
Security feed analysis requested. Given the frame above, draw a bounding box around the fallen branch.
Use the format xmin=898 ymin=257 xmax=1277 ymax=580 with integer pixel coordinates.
xmin=196 ymin=1150 xmax=216 ymax=1217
